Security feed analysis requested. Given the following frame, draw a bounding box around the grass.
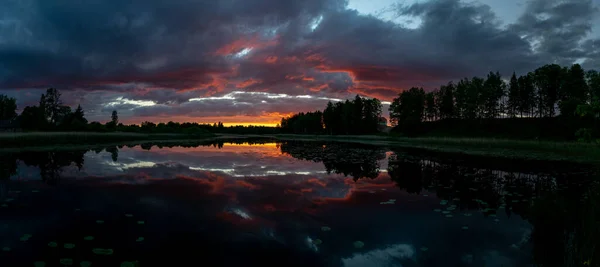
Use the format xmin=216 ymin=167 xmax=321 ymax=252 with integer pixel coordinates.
xmin=2 ymin=131 xmax=600 ymax=163
xmin=273 ymin=134 xmax=600 ymax=163
xmin=0 ymin=132 xmax=215 ymax=148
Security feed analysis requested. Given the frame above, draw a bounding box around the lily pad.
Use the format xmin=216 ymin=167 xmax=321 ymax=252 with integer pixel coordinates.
xmin=84 ymin=236 xmax=94 ymax=241
xmin=353 ymin=241 xmax=365 ymax=248
xmin=96 ymin=220 xmax=104 ymax=224
xmin=464 ymin=213 xmax=472 ymax=217
xmin=125 ymin=214 xmax=133 ymax=217
xmin=92 ymin=248 xmax=114 ymax=255
xmin=5 ymin=198 xmax=14 ymax=202
xmin=48 ymin=242 xmax=58 ymax=247
xmin=321 ymin=226 xmax=331 ymax=232
xmin=20 ymin=234 xmax=32 ymax=241
xmin=2 ymin=247 xmax=10 ymax=252
xmin=433 ymin=209 xmax=441 ymax=212
xmin=33 ymin=261 xmax=46 ymax=267
xmin=31 ymin=190 xmax=39 ymax=193
xmin=445 ymin=214 xmax=454 ymax=218
xmin=1 ymin=204 xmax=7 ymax=207
xmin=420 ymin=246 xmax=429 ymax=252
xmin=120 ymin=262 xmax=135 ymax=267
xmin=80 ymin=261 xmax=92 ymax=267
xmin=137 ymin=221 xmax=145 ymax=225
xmin=313 ymin=239 xmax=323 ymax=245
xmin=461 ymin=226 xmax=469 ymax=230
xmin=136 ymin=237 xmax=144 ymax=242
xmin=64 ymin=243 xmax=76 ymax=249
xmin=60 ymin=258 xmax=73 ymax=266
xmin=494 ymin=219 xmax=500 ymax=222
xmin=441 ymin=211 xmax=451 ymax=214
xmin=440 ymin=200 xmax=448 ymax=205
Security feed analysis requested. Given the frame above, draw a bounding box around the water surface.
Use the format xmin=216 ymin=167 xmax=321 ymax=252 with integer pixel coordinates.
xmin=0 ymin=141 xmax=596 ymax=267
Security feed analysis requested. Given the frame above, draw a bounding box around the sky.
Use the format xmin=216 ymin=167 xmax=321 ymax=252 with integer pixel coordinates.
xmin=0 ymin=0 xmax=599 ymax=126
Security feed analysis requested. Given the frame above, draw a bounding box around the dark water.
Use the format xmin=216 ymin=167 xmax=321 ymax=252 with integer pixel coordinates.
xmin=0 ymin=140 xmax=598 ymax=267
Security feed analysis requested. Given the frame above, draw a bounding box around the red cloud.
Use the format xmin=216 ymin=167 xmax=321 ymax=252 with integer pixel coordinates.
xmin=236 ymin=78 xmax=262 ymax=88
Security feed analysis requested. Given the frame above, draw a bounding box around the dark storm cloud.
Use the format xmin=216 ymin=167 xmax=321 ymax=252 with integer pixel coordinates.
xmin=0 ymin=0 xmax=599 ymax=123
xmin=0 ymin=0 xmax=345 ymax=89
xmin=393 ymin=0 xmax=541 ymax=76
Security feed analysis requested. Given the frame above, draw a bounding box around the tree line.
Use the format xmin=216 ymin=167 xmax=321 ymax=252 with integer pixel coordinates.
xmin=280 ymin=95 xmax=384 ymax=134
xmin=390 ymin=64 xmax=600 ymax=139
xmin=0 ymin=88 xmax=279 ymax=135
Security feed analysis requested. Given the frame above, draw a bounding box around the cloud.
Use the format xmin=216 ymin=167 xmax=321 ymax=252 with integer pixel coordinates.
xmin=509 ymin=0 xmax=600 ymax=66
xmin=0 ymin=0 xmax=599 ymax=124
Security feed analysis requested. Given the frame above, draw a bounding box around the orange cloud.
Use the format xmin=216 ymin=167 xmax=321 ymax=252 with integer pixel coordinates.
xmin=236 ymin=180 xmax=261 ymax=190
xmin=265 ymin=56 xmax=278 ymax=64
xmin=309 ymin=83 xmax=328 ymax=92
xmin=236 ymin=78 xmax=262 ymax=88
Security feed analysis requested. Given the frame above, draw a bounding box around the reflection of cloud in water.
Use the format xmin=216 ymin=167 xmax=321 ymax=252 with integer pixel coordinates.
xmin=113 ymin=145 xmax=355 ymax=177
xmin=105 ymin=160 xmax=157 ymax=170
xmin=341 ymin=244 xmax=415 ymax=267
xmin=305 ymin=236 xmax=319 ymax=252
xmin=232 ymin=208 xmax=252 ymax=220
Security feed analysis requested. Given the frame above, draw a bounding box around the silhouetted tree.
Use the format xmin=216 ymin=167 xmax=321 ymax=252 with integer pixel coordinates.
xmin=437 ymin=82 xmax=456 ymax=119
xmin=389 ymin=87 xmax=425 ymax=130
xmin=19 ymin=106 xmax=47 ymax=131
xmin=507 ymin=72 xmax=520 ymax=118
xmin=41 ymin=88 xmax=65 ymax=125
xmin=106 ymin=110 xmax=119 ymax=130
xmin=111 ymin=110 xmax=119 ymax=125
xmin=532 ymin=64 xmax=563 ymax=118
xmin=482 ymin=71 xmax=506 ymax=118
xmin=586 ymin=70 xmax=600 ymax=102
xmin=518 ymin=74 xmax=536 ymax=117
xmin=0 ymin=94 xmax=17 ymax=121
xmin=559 ymin=64 xmax=588 ymax=117
xmin=425 ymin=92 xmax=436 ymax=121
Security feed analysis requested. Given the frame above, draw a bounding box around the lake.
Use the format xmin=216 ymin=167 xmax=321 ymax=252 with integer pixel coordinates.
xmin=0 ymin=140 xmax=597 ymax=267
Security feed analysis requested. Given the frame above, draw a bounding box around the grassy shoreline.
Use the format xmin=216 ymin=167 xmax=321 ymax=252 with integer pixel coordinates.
xmin=1 ymin=132 xmax=599 ymax=163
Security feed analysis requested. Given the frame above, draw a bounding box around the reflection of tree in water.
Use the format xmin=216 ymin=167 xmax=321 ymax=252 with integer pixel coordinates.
xmin=0 ymin=153 xmax=17 ymax=181
xmin=0 ymin=154 xmax=15 ymax=199
xmin=18 ymin=151 xmax=86 ymax=185
xmin=387 ymin=150 xmax=598 ymax=267
xmin=279 ymin=141 xmax=386 ymax=180
xmin=136 ymin=138 xmax=275 ymax=151
xmin=105 ymin=146 xmax=119 ymax=162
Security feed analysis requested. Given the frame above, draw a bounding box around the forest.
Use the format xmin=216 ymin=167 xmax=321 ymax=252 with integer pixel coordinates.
xmin=389 ymin=63 xmax=600 ymax=140
xmin=0 ymin=88 xmax=278 ymax=135
xmin=279 ymin=95 xmax=384 ymax=134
